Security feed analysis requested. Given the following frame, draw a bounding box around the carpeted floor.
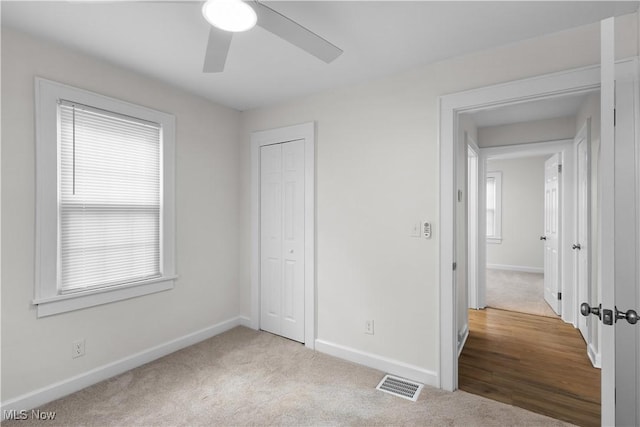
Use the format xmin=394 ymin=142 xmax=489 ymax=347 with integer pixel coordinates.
xmin=4 ymin=326 xmax=573 ymax=427
xmin=486 ymin=269 xmax=557 ymax=318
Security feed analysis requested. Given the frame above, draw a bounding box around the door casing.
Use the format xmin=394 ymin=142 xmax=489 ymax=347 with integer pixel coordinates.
xmin=251 ymin=122 xmax=316 ymax=349
xmin=439 ymin=58 xmax=638 ymax=393
xmin=466 ymin=138 xmax=480 ymax=309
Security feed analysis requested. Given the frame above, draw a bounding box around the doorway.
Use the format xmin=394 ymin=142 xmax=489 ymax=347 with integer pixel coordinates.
xmin=440 ymin=64 xmax=605 ymax=391
xmin=440 ymin=42 xmax=639 ymax=425
xmin=250 ymin=122 xmax=316 ymax=348
xmin=456 ymin=94 xmax=601 ymax=424
xmin=483 ymin=153 xmax=556 ymax=318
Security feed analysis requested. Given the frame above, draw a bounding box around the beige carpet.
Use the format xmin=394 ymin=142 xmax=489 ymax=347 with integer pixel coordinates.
xmin=486 ymin=268 xmax=557 ymax=318
xmin=4 ymin=326 xmax=573 ymax=427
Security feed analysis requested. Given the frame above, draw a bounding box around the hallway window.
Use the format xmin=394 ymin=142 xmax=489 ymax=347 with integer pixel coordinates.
xmin=486 ymin=171 xmax=502 ymax=243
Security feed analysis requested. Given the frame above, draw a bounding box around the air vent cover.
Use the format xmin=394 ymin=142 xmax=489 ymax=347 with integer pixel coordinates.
xmin=376 ymin=374 xmax=424 ymax=402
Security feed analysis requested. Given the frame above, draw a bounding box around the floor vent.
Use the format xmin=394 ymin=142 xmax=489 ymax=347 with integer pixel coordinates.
xmin=376 ymin=374 xmax=424 ymax=402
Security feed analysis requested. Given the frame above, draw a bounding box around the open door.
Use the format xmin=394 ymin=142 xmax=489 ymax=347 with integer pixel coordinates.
xmin=580 ymin=18 xmax=640 ymax=426
xmin=574 ymin=120 xmax=592 ymax=350
xmin=543 ymin=153 xmax=561 ymax=315
xmin=611 ymin=58 xmax=640 ymax=427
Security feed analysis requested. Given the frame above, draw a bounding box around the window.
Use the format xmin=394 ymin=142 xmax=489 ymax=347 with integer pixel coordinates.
xmin=486 ymin=171 xmax=502 ymax=243
xmin=35 ymin=78 xmax=176 ymax=317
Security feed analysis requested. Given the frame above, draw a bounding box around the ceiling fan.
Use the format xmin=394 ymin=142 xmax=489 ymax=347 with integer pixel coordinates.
xmin=200 ymin=0 xmax=343 ymax=73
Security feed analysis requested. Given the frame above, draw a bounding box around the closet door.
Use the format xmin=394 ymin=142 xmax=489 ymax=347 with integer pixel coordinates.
xmin=260 ymin=140 xmax=305 ymax=342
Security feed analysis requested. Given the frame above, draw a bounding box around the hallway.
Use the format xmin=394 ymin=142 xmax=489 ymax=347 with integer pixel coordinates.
xmin=459 ymin=308 xmax=600 ymax=427
xmin=485 ymin=269 xmax=557 ymax=318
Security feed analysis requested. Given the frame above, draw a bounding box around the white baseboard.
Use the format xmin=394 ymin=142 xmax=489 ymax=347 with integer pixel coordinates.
xmin=315 ymin=339 xmax=438 ymax=388
xmin=588 ymin=343 xmax=602 ymax=369
xmin=457 ymin=325 xmax=469 ymax=358
xmin=487 ymin=264 xmax=544 ymax=274
xmin=0 ymin=316 xmax=244 ymax=418
xmin=238 ymin=315 xmax=252 ymax=328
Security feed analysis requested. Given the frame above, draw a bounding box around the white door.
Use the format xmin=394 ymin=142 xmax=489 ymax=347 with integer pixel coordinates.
xmin=260 ymin=140 xmax=305 ymax=343
xmin=574 ymin=121 xmax=592 ymax=346
xmin=596 ymin=17 xmax=640 ymax=426
xmin=543 ymin=153 xmax=561 ymax=315
xmin=612 ymin=63 xmax=640 ymax=427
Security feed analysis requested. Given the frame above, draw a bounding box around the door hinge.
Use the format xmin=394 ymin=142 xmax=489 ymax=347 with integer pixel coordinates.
xmin=452 ymin=262 xmax=457 ymax=271
xmin=557 ymin=292 xmax=562 ymax=300
xmin=614 ymin=108 xmax=616 ymax=127
xmin=557 ymin=164 xmax=562 ymax=173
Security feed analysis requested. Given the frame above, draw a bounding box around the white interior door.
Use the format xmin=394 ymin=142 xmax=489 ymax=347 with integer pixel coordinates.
xmin=597 ymin=17 xmax=640 ymax=426
xmin=611 ymin=48 xmax=640 ymax=427
xmin=575 ymin=121 xmax=592 ymax=346
xmin=543 ymin=153 xmax=561 ymax=315
xmin=598 ymin=18 xmax=616 ymax=425
xmin=260 ymin=140 xmax=305 ymax=343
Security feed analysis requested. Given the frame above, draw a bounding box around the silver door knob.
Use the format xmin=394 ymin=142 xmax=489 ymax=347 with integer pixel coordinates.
xmin=540 ymin=236 xmax=547 ymax=241
xmin=581 ymin=302 xmax=602 ymax=320
xmin=615 ymin=307 xmax=638 ymax=325
xmin=572 ymin=243 xmax=582 ymax=250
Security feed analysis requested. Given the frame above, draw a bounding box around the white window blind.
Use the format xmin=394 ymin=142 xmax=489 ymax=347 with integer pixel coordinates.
xmin=58 ymin=100 xmax=162 ymax=293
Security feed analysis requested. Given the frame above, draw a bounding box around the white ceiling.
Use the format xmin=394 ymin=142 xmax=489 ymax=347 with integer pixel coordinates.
xmin=2 ymin=1 xmax=638 ymax=111
xmin=469 ymin=91 xmax=594 ymax=128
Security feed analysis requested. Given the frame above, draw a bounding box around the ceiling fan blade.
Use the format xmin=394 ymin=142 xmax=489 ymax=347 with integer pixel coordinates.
xmin=253 ymin=3 xmax=343 ymax=64
xmin=203 ymin=26 xmax=233 ymax=73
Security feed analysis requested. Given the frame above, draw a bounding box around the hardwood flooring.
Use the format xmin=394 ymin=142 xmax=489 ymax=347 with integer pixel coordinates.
xmin=459 ymin=308 xmax=601 ymax=427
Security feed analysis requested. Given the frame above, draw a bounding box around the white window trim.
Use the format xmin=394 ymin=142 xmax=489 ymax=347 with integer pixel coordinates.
xmin=486 ymin=171 xmax=502 ymax=244
xmin=34 ymin=78 xmax=176 ymax=317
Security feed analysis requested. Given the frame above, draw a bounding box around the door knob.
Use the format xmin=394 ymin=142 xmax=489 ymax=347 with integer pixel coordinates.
xmin=572 ymin=243 xmax=582 ymax=250
xmin=615 ymin=307 xmax=639 ymax=325
xmin=581 ymin=302 xmax=602 ymax=320
xmin=540 ymin=236 xmax=547 ymax=241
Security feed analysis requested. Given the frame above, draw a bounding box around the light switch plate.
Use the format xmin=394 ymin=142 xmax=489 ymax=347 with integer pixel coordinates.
xmin=423 ymin=222 xmax=431 ymax=239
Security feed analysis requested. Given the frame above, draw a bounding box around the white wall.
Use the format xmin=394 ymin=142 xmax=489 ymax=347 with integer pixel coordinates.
xmin=478 ymin=116 xmax=576 ymax=148
xmin=485 ymin=156 xmax=547 ymax=271
xmin=239 ymin=14 xmax=638 ymax=377
xmin=1 ymin=29 xmax=242 ymax=401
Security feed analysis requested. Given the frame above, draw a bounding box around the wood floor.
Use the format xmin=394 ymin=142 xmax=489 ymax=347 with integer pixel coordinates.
xmin=459 ymin=308 xmax=601 ymax=427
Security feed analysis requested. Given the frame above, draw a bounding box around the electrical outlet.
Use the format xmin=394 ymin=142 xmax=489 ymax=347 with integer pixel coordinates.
xmin=365 ymin=320 xmax=374 ymax=335
xmin=72 ymin=339 xmax=85 ymax=359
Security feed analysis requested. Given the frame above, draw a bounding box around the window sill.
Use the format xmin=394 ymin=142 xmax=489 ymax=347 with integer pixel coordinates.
xmin=487 ymin=237 xmax=502 ymax=244
xmin=33 ymin=276 xmax=176 ymax=317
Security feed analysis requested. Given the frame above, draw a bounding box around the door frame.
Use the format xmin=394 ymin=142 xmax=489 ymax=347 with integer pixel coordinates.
xmin=250 ymin=122 xmax=316 ymax=349
xmin=476 ymin=140 xmax=575 ymax=318
xmin=466 ymin=136 xmax=480 ymax=309
xmin=439 ymin=58 xmax=638 ymax=392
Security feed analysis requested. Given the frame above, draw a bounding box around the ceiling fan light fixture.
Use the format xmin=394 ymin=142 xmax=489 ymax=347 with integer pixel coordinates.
xmin=202 ymin=0 xmax=257 ymax=33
